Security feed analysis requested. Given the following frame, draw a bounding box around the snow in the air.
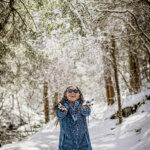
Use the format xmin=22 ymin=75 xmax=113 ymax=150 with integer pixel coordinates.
xmin=0 ymin=89 xmax=150 ymax=150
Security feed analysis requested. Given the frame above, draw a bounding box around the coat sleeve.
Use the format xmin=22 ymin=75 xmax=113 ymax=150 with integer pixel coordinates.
xmin=81 ymin=106 xmax=91 ymax=117
xmin=56 ymin=109 xmax=68 ymax=119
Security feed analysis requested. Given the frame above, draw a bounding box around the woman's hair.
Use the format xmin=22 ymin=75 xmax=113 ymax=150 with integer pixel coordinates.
xmin=59 ymin=86 xmax=84 ymax=104
xmin=54 ymin=86 xmax=84 ymax=125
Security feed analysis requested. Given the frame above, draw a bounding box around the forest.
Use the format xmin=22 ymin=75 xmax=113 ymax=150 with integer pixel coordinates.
xmin=0 ymin=0 xmax=150 ymax=150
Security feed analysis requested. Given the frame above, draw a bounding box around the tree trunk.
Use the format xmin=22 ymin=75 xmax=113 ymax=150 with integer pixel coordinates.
xmin=104 ymin=68 xmax=115 ymax=105
xmin=11 ymin=94 xmax=14 ymax=110
xmin=16 ymin=92 xmax=25 ymax=125
xmin=129 ymin=49 xmax=141 ymax=93
xmin=145 ymin=50 xmax=150 ymax=82
xmin=111 ymin=35 xmax=122 ymax=124
xmin=43 ymin=81 xmax=49 ymax=123
xmin=52 ymin=92 xmax=58 ymax=117
xmin=102 ymin=39 xmax=115 ymax=105
xmin=127 ymin=19 xmax=141 ymax=93
xmin=149 ymin=55 xmax=150 ymax=82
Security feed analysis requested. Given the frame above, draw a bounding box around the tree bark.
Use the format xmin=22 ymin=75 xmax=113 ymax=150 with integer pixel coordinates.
xmin=52 ymin=92 xmax=58 ymax=117
xmin=102 ymin=39 xmax=115 ymax=105
xmin=129 ymin=49 xmax=141 ymax=93
xmin=43 ymin=81 xmax=50 ymax=123
xmin=111 ymin=35 xmax=122 ymax=124
xmin=104 ymin=66 xmax=115 ymax=105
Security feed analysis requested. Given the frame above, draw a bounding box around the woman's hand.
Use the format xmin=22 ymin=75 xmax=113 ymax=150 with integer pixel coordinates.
xmin=57 ymin=103 xmax=68 ymax=112
xmin=82 ymin=106 xmax=88 ymax=109
xmin=82 ymin=99 xmax=94 ymax=108
xmin=56 ymin=103 xmax=68 ymax=119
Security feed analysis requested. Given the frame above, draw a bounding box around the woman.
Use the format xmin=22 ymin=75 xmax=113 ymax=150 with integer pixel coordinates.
xmin=56 ymin=86 xmax=92 ymax=150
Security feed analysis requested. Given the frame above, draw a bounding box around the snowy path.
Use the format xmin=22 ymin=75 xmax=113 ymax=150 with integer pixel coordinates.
xmin=1 ymin=100 xmax=150 ymax=150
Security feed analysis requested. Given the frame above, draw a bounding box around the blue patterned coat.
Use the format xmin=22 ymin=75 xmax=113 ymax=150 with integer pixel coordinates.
xmin=56 ymin=99 xmax=92 ymax=150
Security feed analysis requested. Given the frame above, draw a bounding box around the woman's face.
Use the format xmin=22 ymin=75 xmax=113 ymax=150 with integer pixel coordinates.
xmin=66 ymin=87 xmax=80 ymax=103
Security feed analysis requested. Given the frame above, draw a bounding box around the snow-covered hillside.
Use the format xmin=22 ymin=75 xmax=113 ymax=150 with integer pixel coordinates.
xmin=1 ymin=90 xmax=150 ymax=150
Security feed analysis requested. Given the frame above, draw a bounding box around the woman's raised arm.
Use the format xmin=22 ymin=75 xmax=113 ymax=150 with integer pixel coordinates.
xmin=56 ymin=109 xmax=68 ymax=119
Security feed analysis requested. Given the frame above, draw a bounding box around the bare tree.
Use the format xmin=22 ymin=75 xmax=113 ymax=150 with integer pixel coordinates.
xmin=43 ymin=81 xmax=49 ymax=123
xmin=110 ymin=35 xmax=122 ymax=124
xmin=52 ymin=92 xmax=58 ymax=117
xmin=102 ymin=40 xmax=115 ymax=105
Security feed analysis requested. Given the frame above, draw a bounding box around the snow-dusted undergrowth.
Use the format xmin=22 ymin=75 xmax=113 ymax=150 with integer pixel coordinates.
xmin=1 ymin=89 xmax=150 ymax=150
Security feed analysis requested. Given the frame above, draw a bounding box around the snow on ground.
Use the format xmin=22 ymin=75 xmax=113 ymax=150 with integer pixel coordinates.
xmin=1 ymin=90 xmax=150 ymax=150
